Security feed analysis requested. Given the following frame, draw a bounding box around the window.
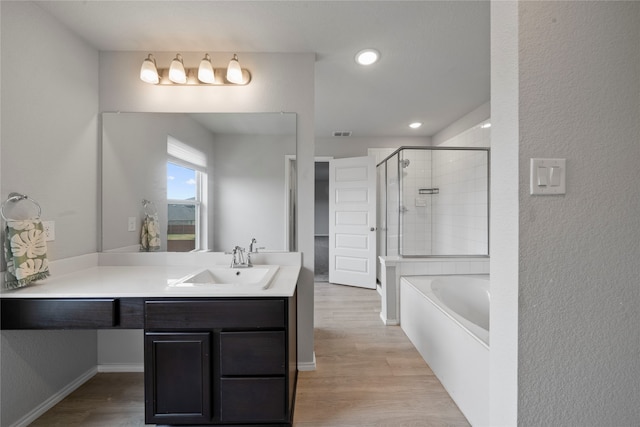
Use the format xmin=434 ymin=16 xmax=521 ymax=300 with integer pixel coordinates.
xmin=167 ymin=136 xmax=207 ymax=252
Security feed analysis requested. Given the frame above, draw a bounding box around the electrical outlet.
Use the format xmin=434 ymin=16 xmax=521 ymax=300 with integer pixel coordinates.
xmin=128 ymin=217 xmax=137 ymax=232
xmin=42 ymin=221 xmax=55 ymax=241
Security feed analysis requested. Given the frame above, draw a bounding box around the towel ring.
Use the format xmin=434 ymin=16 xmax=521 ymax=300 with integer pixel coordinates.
xmin=1 ymin=193 xmax=42 ymax=222
xmin=142 ymin=199 xmax=158 ymax=216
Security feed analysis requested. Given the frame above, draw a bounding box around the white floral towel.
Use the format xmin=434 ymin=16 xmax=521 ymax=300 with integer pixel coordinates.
xmin=4 ymin=219 xmax=50 ymax=289
xmin=140 ymin=214 xmax=161 ymax=252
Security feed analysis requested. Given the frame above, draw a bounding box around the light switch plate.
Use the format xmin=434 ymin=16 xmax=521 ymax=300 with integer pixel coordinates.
xmin=530 ymin=158 xmax=566 ymax=195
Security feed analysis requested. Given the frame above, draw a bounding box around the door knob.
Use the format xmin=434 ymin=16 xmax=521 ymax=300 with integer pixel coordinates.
xmin=370 ymin=227 xmax=376 ymax=231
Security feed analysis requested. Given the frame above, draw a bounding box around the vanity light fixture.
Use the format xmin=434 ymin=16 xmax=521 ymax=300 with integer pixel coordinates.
xmin=409 ymin=122 xmax=423 ymax=129
xmin=198 ymin=53 xmax=215 ymax=84
xmin=226 ymin=54 xmax=243 ymax=84
xmin=355 ymin=48 xmax=380 ymax=66
xmin=169 ymin=54 xmax=187 ymax=84
xmin=139 ymin=53 xmax=251 ymax=86
xmin=139 ymin=54 xmax=159 ymax=84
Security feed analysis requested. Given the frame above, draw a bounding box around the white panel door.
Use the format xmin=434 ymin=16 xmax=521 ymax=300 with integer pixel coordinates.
xmin=329 ymin=156 xmax=377 ymax=289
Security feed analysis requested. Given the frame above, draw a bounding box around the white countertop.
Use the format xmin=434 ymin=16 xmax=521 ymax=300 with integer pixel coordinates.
xmin=0 ymin=252 xmax=301 ymax=298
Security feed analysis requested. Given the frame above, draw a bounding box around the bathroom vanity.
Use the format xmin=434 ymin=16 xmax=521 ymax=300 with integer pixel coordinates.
xmin=0 ymin=252 xmax=300 ymax=427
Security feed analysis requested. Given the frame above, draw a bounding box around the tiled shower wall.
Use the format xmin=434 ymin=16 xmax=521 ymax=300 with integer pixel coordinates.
xmin=399 ymin=149 xmax=433 ymax=255
xmin=431 ymin=149 xmax=489 ymax=254
xmin=375 ymin=120 xmax=490 ymax=257
xmin=432 ymin=120 xmax=490 ymax=255
xmin=399 ymin=147 xmax=489 ymax=256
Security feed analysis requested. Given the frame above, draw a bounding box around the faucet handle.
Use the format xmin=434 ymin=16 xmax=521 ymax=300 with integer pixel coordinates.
xmin=249 ymin=238 xmax=261 ymax=253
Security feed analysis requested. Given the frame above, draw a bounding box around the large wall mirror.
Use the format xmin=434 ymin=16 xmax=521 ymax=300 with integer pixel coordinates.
xmin=101 ymin=112 xmax=296 ymax=253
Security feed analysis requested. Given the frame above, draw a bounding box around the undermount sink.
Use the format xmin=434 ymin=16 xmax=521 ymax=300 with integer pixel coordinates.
xmin=168 ymin=265 xmax=280 ymax=290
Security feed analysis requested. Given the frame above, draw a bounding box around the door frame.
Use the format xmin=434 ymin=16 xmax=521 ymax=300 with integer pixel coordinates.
xmin=284 ymin=156 xmax=334 ymax=253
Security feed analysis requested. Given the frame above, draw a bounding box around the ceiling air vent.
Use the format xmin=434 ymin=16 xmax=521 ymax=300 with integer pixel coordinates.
xmin=333 ymin=131 xmax=352 ymax=137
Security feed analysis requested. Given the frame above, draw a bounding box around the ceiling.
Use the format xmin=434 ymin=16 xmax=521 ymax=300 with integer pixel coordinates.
xmin=35 ymin=1 xmax=490 ymax=138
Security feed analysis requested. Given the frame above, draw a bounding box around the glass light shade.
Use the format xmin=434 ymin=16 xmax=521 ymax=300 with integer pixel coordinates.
xmin=198 ymin=53 xmax=215 ymax=84
xmin=226 ymin=54 xmax=243 ymax=84
xmin=169 ymin=54 xmax=187 ymax=84
xmin=140 ymin=54 xmax=159 ymax=84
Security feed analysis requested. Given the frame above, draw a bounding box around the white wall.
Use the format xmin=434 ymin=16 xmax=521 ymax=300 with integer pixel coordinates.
xmin=491 ymin=1 xmax=640 ymax=425
xmin=516 ymin=2 xmax=640 ymax=425
xmin=432 ymin=101 xmax=490 ymax=146
xmin=489 ymin=2 xmax=520 ymax=424
xmin=316 ymin=135 xmax=431 ymax=158
xmin=0 ymin=2 xmax=100 ymax=425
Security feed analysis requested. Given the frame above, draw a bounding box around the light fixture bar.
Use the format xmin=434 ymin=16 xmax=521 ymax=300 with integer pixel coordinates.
xmin=140 ymin=53 xmax=251 ymax=86
xmin=154 ymin=67 xmax=252 ymax=85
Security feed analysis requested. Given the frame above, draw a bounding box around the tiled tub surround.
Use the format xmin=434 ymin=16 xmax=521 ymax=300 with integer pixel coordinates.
xmin=378 ymin=256 xmax=489 ymax=325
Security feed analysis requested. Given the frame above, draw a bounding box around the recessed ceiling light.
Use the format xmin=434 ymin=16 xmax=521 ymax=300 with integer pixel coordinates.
xmin=409 ymin=122 xmax=422 ymax=129
xmin=355 ymin=49 xmax=380 ymax=66
xmin=481 ymin=123 xmax=491 ymax=129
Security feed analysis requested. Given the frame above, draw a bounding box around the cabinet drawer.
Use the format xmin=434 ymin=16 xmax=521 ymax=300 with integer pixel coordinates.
xmin=1 ymin=298 xmax=117 ymax=329
xmin=220 ymin=331 xmax=286 ymax=376
xmin=220 ymin=377 xmax=286 ymax=422
xmin=145 ymin=299 xmax=285 ymax=329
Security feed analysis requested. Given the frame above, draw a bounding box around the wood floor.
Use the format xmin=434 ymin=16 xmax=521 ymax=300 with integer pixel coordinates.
xmin=30 ymin=283 xmax=469 ymax=427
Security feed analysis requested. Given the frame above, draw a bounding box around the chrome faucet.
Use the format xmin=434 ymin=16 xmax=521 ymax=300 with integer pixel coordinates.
xmin=230 ymin=245 xmax=252 ymax=268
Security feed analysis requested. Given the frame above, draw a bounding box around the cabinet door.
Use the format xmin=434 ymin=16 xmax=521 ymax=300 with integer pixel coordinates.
xmin=145 ymin=332 xmax=211 ymax=425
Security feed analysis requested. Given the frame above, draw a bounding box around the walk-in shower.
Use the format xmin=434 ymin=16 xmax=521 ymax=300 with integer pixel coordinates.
xmin=377 ymin=147 xmax=490 ymax=258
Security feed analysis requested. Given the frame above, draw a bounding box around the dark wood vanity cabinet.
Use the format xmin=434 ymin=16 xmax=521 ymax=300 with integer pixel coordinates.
xmin=1 ymin=292 xmax=297 ymax=426
xmin=143 ymin=295 xmax=297 ymax=426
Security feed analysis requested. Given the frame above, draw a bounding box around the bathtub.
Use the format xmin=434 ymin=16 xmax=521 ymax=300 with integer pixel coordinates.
xmin=400 ymin=275 xmax=489 ymax=426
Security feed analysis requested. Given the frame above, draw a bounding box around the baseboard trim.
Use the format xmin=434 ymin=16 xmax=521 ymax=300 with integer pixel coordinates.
xmin=380 ymin=312 xmax=399 ymax=326
xmin=297 ymin=352 xmax=316 ymax=371
xmin=98 ymin=363 xmax=144 ymax=373
xmin=9 ymin=366 xmax=97 ymax=427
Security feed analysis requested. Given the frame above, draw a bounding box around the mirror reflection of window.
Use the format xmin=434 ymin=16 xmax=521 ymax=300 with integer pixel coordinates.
xmin=167 ymin=136 xmax=207 ymax=252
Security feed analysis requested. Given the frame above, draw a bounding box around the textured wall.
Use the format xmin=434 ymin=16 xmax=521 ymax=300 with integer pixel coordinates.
xmin=0 ymin=2 xmax=100 ymax=426
xmin=518 ymin=2 xmax=640 ymax=425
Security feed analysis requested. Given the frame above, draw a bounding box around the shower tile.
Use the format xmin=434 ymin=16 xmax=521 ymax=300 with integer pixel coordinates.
xmin=455 ymin=262 xmax=471 ymax=274
xmin=441 ymin=263 xmax=456 ymax=274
